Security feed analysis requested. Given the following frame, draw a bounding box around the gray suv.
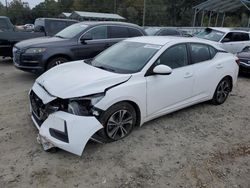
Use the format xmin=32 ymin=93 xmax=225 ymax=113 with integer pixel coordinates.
xmin=13 ymin=21 xmax=146 ymax=74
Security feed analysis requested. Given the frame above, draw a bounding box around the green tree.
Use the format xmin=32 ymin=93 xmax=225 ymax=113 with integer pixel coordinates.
xmin=7 ymin=0 xmax=32 ymax=24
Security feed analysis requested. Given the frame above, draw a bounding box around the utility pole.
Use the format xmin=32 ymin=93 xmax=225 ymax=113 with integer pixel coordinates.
xmin=114 ymin=0 xmax=117 ymax=13
xmin=142 ymin=0 xmax=146 ymax=26
xmin=5 ymin=0 xmax=8 ymax=15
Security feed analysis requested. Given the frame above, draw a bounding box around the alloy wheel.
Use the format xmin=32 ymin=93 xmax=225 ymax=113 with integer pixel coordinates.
xmin=106 ymin=110 xmax=134 ymax=140
xmin=216 ymin=80 xmax=230 ymax=103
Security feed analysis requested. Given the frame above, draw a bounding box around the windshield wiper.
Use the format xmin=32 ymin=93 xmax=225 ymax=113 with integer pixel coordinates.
xmin=55 ymin=35 xmax=65 ymax=39
xmin=95 ymin=65 xmax=116 ymax=73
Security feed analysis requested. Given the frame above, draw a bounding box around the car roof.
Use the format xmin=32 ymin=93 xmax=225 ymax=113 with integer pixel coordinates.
xmin=125 ymin=36 xmax=217 ymax=46
xmin=208 ymin=27 xmax=250 ymax=33
xmin=75 ymin=21 xmax=142 ymax=28
xmin=35 ymin=18 xmax=78 ymax=22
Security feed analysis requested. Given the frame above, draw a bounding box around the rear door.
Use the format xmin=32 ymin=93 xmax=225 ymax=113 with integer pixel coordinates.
xmin=189 ymin=43 xmax=222 ymax=99
xmin=77 ymin=25 xmax=108 ymax=60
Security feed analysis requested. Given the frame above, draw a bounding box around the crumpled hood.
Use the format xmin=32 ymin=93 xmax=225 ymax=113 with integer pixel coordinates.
xmin=36 ymin=61 xmax=131 ymax=99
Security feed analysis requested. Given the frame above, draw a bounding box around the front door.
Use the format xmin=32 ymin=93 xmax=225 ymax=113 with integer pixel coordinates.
xmin=146 ymin=44 xmax=194 ymax=116
xmin=77 ymin=25 xmax=109 ymax=60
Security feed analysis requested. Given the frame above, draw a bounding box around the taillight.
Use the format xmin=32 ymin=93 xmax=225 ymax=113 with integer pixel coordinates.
xmin=235 ymin=59 xmax=240 ymax=65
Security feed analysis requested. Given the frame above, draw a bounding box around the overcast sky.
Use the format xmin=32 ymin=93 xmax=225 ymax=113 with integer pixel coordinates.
xmin=0 ymin=0 xmax=45 ymax=8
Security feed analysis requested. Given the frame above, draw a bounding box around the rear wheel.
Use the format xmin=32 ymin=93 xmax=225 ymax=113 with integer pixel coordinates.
xmin=212 ymin=77 xmax=232 ymax=105
xmin=98 ymin=102 xmax=137 ymax=142
xmin=46 ymin=57 xmax=68 ymax=70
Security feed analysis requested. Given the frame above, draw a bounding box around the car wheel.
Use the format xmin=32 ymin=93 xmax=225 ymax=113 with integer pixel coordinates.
xmin=98 ymin=102 xmax=137 ymax=142
xmin=47 ymin=57 xmax=68 ymax=70
xmin=212 ymin=77 xmax=232 ymax=105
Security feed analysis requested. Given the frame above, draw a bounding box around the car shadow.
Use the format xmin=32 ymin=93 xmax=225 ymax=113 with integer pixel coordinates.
xmin=0 ymin=58 xmax=38 ymax=80
xmin=239 ymin=72 xmax=250 ymax=78
xmin=0 ymin=57 xmax=13 ymax=65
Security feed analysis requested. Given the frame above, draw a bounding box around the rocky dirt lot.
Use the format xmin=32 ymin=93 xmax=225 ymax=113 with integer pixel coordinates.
xmin=0 ymin=59 xmax=249 ymax=188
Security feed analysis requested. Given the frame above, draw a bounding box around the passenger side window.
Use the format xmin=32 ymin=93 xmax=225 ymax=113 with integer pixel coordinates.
xmin=128 ymin=28 xmax=143 ymax=37
xmin=156 ymin=44 xmax=188 ymax=69
xmin=108 ymin=26 xmax=129 ymax=38
xmin=84 ymin=26 xmax=107 ymax=40
xmin=223 ymin=32 xmax=249 ymax=42
xmin=190 ymin=43 xmax=210 ymax=63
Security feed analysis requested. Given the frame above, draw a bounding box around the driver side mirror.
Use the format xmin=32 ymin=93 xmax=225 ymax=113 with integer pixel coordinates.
xmin=222 ymin=38 xmax=230 ymax=43
xmin=80 ymin=33 xmax=93 ymax=43
xmin=153 ymin=65 xmax=172 ymax=75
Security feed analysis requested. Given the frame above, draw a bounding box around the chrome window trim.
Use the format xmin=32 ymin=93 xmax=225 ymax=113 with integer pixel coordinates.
xmin=78 ymin=24 xmax=144 ymax=43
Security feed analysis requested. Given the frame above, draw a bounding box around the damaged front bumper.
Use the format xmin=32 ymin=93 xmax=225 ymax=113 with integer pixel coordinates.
xmin=31 ymin=111 xmax=103 ymax=156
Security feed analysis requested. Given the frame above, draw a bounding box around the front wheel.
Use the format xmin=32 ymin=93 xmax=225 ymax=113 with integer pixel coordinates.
xmin=212 ymin=77 xmax=232 ymax=105
xmin=46 ymin=57 xmax=68 ymax=70
xmin=98 ymin=102 xmax=137 ymax=142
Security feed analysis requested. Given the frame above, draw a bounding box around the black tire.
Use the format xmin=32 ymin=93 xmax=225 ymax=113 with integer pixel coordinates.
xmin=46 ymin=57 xmax=68 ymax=70
xmin=212 ymin=77 xmax=232 ymax=105
xmin=98 ymin=102 xmax=137 ymax=142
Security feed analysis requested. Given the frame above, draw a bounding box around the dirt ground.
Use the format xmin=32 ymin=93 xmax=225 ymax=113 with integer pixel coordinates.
xmin=0 ymin=58 xmax=249 ymax=188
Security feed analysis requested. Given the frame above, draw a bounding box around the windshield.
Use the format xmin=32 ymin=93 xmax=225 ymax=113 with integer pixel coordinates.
xmin=55 ymin=24 xmax=88 ymax=39
xmin=144 ymin=27 xmax=161 ymax=35
xmin=196 ymin=28 xmax=225 ymax=42
xmin=90 ymin=41 xmax=161 ymax=74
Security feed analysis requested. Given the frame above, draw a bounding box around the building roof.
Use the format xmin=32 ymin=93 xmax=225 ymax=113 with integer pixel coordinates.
xmin=70 ymin=11 xmax=125 ymax=20
xmin=193 ymin=0 xmax=250 ymax=13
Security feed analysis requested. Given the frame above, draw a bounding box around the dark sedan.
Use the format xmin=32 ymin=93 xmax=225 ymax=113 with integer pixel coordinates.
xmin=13 ymin=21 xmax=146 ymax=74
xmin=237 ymin=46 xmax=250 ymax=73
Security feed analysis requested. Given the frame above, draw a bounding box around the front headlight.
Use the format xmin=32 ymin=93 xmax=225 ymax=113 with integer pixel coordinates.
xmin=68 ymin=93 xmax=104 ymax=116
xmin=25 ymin=48 xmax=46 ymax=54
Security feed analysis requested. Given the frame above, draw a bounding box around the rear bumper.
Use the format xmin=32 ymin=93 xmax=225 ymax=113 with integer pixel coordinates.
xmin=31 ymin=111 xmax=103 ymax=156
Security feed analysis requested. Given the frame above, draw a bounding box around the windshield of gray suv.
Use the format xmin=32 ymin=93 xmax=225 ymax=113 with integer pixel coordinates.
xmin=55 ymin=24 xmax=88 ymax=39
xmin=90 ymin=41 xmax=161 ymax=74
xmin=196 ymin=28 xmax=225 ymax=42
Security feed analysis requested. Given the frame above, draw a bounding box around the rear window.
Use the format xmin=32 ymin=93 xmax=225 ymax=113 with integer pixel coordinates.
xmin=108 ymin=26 xmax=129 ymax=38
xmin=128 ymin=28 xmax=143 ymax=37
xmin=209 ymin=46 xmax=218 ymax=58
xmin=190 ymin=43 xmax=211 ymax=63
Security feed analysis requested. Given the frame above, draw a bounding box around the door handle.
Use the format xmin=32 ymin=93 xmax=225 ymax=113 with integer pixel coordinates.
xmin=216 ymin=64 xmax=223 ymax=69
xmin=184 ymin=72 xmax=193 ymax=78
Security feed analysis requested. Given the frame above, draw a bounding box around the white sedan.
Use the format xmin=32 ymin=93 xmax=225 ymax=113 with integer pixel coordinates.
xmin=29 ymin=36 xmax=239 ymax=156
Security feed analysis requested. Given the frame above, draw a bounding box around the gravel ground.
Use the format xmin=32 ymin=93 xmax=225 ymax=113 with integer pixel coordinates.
xmin=0 ymin=59 xmax=249 ymax=188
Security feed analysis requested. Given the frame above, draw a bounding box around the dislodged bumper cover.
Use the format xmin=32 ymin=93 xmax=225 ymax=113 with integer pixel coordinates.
xmin=37 ymin=111 xmax=103 ymax=156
